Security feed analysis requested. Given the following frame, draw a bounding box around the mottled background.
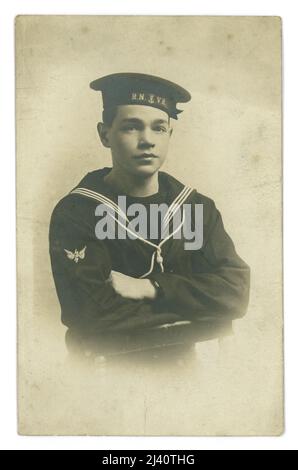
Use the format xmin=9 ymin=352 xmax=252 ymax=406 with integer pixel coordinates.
xmin=16 ymin=16 xmax=282 ymax=435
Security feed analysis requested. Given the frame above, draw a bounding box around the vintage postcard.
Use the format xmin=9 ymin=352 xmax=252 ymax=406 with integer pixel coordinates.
xmin=16 ymin=15 xmax=283 ymax=435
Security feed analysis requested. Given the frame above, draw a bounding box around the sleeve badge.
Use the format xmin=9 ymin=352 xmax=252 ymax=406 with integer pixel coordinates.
xmin=64 ymin=246 xmax=87 ymax=263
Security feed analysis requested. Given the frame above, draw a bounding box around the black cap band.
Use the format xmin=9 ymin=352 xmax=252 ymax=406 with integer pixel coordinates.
xmin=90 ymin=73 xmax=191 ymax=120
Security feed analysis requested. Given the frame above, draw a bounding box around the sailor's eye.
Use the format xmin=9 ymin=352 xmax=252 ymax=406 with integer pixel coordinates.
xmin=121 ymin=125 xmax=138 ymax=132
xmin=153 ymin=126 xmax=167 ymax=133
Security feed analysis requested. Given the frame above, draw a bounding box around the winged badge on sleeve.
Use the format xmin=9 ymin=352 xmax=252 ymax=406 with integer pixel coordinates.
xmin=64 ymin=246 xmax=87 ymax=263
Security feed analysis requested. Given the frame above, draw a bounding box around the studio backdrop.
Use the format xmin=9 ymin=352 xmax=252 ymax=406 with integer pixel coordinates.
xmin=16 ymin=16 xmax=282 ymax=435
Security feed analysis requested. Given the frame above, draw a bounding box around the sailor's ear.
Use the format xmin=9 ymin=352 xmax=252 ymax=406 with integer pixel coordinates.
xmin=97 ymin=122 xmax=111 ymax=148
xmin=169 ymin=127 xmax=173 ymax=137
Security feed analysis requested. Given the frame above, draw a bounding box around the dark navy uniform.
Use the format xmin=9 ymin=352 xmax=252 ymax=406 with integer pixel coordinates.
xmin=49 ymin=168 xmax=250 ymax=360
xmin=49 ymin=73 xmax=250 ymax=362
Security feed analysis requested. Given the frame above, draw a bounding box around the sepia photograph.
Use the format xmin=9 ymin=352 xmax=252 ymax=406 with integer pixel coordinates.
xmin=16 ymin=15 xmax=282 ymax=435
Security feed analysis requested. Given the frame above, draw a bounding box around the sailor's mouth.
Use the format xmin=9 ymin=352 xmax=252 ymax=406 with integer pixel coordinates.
xmin=133 ymin=153 xmax=159 ymax=160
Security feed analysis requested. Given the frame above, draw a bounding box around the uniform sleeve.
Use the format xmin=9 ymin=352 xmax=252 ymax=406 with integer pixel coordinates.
xmin=150 ymin=199 xmax=250 ymax=321
xmin=49 ymin=202 xmax=182 ymax=336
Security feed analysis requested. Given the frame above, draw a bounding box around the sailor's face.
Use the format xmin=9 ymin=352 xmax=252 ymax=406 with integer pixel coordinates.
xmin=106 ymin=105 xmax=172 ymax=176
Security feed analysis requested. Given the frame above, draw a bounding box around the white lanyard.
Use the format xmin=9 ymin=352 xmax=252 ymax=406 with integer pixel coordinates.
xmin=70 ymin=185 xmax=193 ymax=277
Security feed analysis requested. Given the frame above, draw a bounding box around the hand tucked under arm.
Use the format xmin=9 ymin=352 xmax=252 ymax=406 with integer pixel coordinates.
xmin=109 ymin=270 xmax=157 ymax=300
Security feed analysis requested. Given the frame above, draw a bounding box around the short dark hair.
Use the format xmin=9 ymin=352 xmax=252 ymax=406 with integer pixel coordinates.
xmin=102 ymin=106 xmax=171 ymax=127
xmin=102 ymin=107 xmax=118 ymax=127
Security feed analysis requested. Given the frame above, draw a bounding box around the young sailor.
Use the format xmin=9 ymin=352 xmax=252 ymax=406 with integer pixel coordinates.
xmin=49 ymin=73 xmax=250 ymax=360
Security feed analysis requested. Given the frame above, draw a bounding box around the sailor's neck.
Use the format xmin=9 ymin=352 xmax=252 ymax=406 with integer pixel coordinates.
xmin=104 ymin=168 xmax=159 ymax=197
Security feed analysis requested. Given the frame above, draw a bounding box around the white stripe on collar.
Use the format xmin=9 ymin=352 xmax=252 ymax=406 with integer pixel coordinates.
xmin=70 ymin=185 xmax=194 ymax=277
